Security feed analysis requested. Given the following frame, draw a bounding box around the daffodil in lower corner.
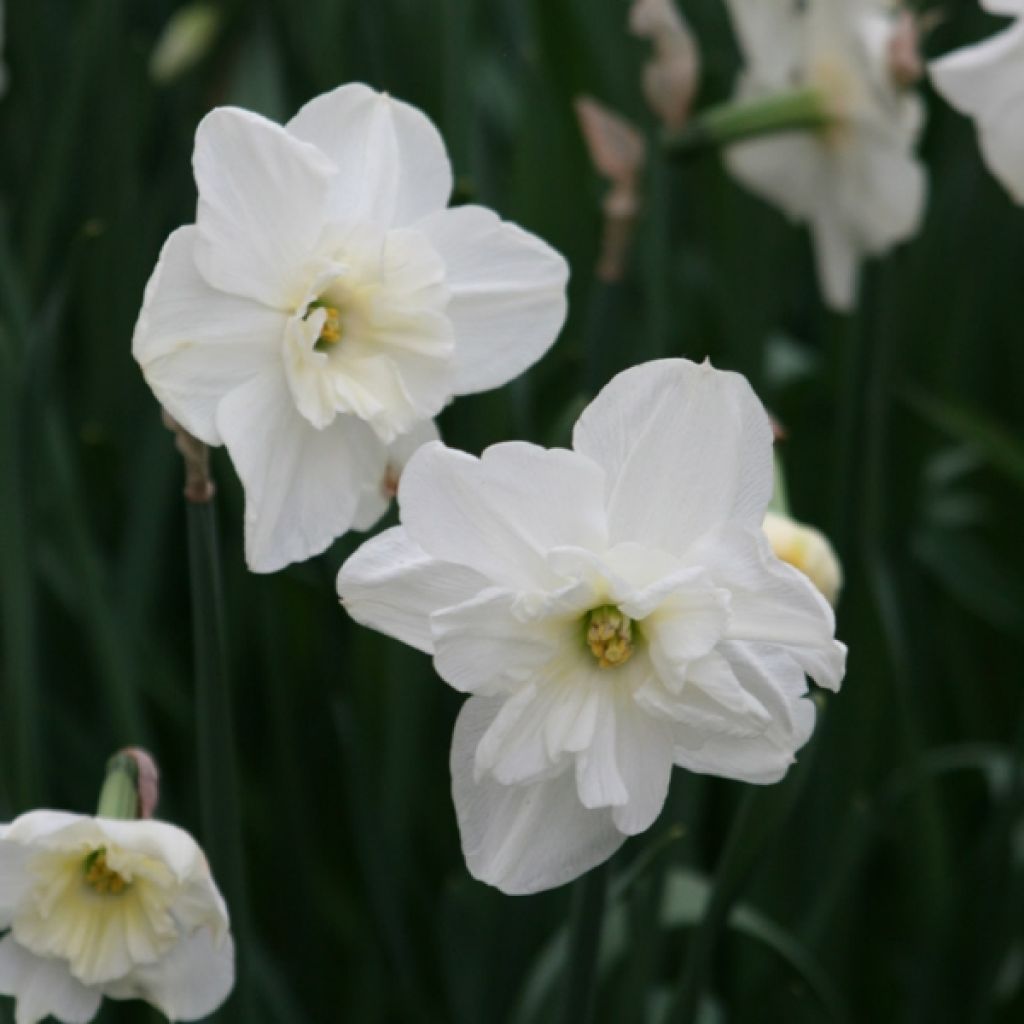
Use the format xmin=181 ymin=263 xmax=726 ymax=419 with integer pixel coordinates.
xmin=0 ymin=757 xmax=233 ymax=1023
xmin=337 ymin=358 xmax=847 ymax=894
xmin=132 ymin=82 xmax=569 ymax=573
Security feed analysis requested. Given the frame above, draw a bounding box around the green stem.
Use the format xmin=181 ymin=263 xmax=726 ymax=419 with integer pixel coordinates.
xmin=665 ymin=87 xmax=830 ymax=156
xmin=95 ymin=752 xmax=139 ymax=820
xmin=561 ymin=862 xmax=609 ymax=1024
xmin=186 ymin=496 xmax=252 ymax=1020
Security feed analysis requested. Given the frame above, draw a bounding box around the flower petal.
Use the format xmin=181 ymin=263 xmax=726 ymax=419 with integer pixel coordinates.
xmin=338 ymin=526 xmax=489 ymax=653
xmin=349 ymin=418 xmax=441 ymax=532
xmin=132 ymin=226 xmax=285 ymax=445
xmin=930 ymin=21 xmax=1024 ymax=205
xmin=693 ymin=525 xmax=847 ymax=691
xmin=572 ymin=359 xmax=773 ymax=554
xmin=451 ymin=696 xmax=626 ymax=894
xmin=216 ymin=369 xmax=387 ymax=573
xmin=0 ymin=936 xmax=102 ymax=1024
xmin=287 ymin=83 xmax=452 ymax=228
xmin=193 ymin=107 xmax=336 ymax=309
xmin=414 ymin=205 xmax=569 ymax=394
xmin=398 ymin=441 xmax=608 ymax=590
xmin=431 ymin=589 xmax=563 ymax=695
xmin=104 ymin=928 xmax=234 ymax=1023
xmin=611 ymin=698 xmax=673 ymax=835
xmin=670 ymin=642 xmax=817 ymax=784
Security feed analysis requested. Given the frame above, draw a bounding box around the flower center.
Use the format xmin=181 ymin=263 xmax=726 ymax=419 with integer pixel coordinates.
xmin=82 ymin=848 xmax=129 ymax=896
xmin=583 ymin=605 xmax=635 ymax=669
xmin=309 ymin=302 xmax=343 ymax=351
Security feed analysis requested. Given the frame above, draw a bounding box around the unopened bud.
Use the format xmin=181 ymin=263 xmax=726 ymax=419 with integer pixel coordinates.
xmin=763 ymin=512 xmax=843 ymax=608
xmin=150 ymin=3 xmax=222 ymax=84
xmin=574 ymin=96 xmax=647 ymax=281
xmin=162 ymin=409 xmax=215 ymax=503
xmin=629 ymin=0 xmax=700 ymax=132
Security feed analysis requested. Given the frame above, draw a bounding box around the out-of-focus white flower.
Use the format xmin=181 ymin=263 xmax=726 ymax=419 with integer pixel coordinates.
xmin=930 ymin=0 xmax=1024 ymax=205
xmin=338 ymin=359 xmax=846 ymax=894
xmin=133 ymin=83 xmax=569 ymax=572
xmin=763 ymin=511 xmax=842 ymax=607
xmin=629 ymin=0 xmax=701 ymax=131
xmin=150 ymin=3 xmax=222 ymax=84
xmin=723 ymin=0 xmax=927 ymax=311
xmin=0 ymin=811 xmax=233 ymax=1023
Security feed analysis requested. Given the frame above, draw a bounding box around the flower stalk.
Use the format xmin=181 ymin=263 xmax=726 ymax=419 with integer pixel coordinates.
xmin=665 ymin=88 xmax=831 ymax=156
xmin=562 ymin=862 xmax=609 ymax=1024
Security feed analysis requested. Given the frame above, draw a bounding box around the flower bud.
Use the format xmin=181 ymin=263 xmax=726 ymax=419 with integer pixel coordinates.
xmin=629 ymin=0 xmax=701 ymax=132
xmin=763 ymin=512 xmax=843 ymax=607
xmin=150 ymin=3 xmax=222 ymax=84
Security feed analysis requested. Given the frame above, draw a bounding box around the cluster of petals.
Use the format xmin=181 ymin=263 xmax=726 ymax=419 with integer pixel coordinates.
xmin=930 ymin=0 xmax=1024 ymax=204
xmin=0 ymin=811 xmax=233 ymax=1023
xmin=723 ymin=0 xmax=927 ymax=311
xmin=133 ymin=83 xmax=568 ymax=572
xmin=339 ymin=359 xmax=846 ymax=894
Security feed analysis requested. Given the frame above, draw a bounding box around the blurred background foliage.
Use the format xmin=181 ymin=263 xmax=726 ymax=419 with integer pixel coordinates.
xmin=1 ymin=0 xmax=1023 ymax=1021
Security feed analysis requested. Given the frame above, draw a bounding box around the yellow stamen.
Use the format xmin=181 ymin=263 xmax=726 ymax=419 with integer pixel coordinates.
xmin=83 ymin=849 xmax=130 ymax=896
xmin=317 ymin=306 xmax=342 ymax=346
xmin=584 ymin=605 xmax=635 ymax=669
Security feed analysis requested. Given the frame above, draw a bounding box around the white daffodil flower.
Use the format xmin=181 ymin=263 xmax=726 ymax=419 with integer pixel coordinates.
xmin=0 ymin=811 xmax=233 ymax=1023
xmin=723 ymin=0 xmax=927 ymax=311
xmin=930 ymin=0 xmax=1024 ymax=205
xmin=338 ymin=359 xmax=846 ymax=894
xmin=763 ymin=511 xmax=843 ymax=607
xmin=133 ymin=83 xmax=569 ymax=573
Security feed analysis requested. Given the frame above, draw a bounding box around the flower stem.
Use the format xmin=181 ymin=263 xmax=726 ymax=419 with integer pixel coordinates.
xmin=184 ymin=478 xmax=254 ymax=1021
xmin=664 ymin=87 xmax=830 ymax=156
xmin=561 ymin=862 xmax=609 ymax=1024
xmin=95 ymin=752 xmax=140 ymax=820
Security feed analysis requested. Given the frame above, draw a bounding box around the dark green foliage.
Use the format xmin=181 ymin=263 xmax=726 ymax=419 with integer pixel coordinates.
xmin=0 ymin=0 xmax=1022 ymax=1020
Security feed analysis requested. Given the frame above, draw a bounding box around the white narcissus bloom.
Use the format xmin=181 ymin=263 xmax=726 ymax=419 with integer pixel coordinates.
xmin=338 ymin=359 xmax=847 ymax=894
xmin=723 ymin=0 xmax=927 ymax=311
xmin=0 ymin=812 xmax=233 ymax=1023
xmin=133 ymin=83 xmax=569 ymax=573
xmin=930 ymin=0 xmax=1024 ymax=205
xmin=763 ymin=511 xmax=843 ymax=607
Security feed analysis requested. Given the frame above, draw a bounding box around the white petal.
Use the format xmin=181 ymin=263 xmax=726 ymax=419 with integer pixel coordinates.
xmin=724 ymin=0 xmax=802 ymax=84
xmin=930 ymin=22 xmax=1024 ymax=205
xmin=338 ymin=526 xmax=489 ymax=653
xmin=982 ymin=0 xmax=1024 ymax=19
xmin=611 ymin=699 xmax=673 ymax=835
xmin=216 ymin=369 xmax=387 ymax=573
xmin=132 ymin=226 xmax=285 ymax=444
xmin=287 ymin=83 xmax=452 ymax=227
xmin=398 ymin=441 xmax=608 ymax=590
xmin=575 ymin=690 xmax=629 ymax=809
xmin=413 ymin=205 xmax=569 ymax=394
xmin=104 ymin=928 xmax=233 ymax=1022
xmin=193 ymin=107 xmax=336 ymax=309
xmin=432 ymin=589 xmax=562 ymax=695
xmin=671 ymin=642 xmax=817 ymax=784
xmin=572 ymin=359 xmax=773 ymax=554
xmin=809 ymin=205 xmax=860 ymax=313
xmin=725 ymin=133 xmax=827 ymax=225
xmin=451 ymin=696 xmax=625 ymax=894
xmin=692 ymin=525 xmax=847 ymax=691
xmin=349 ymin=418 xmax=441 ymax=532
xmin=0 ymin=936 xmax=102 ymax=1024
